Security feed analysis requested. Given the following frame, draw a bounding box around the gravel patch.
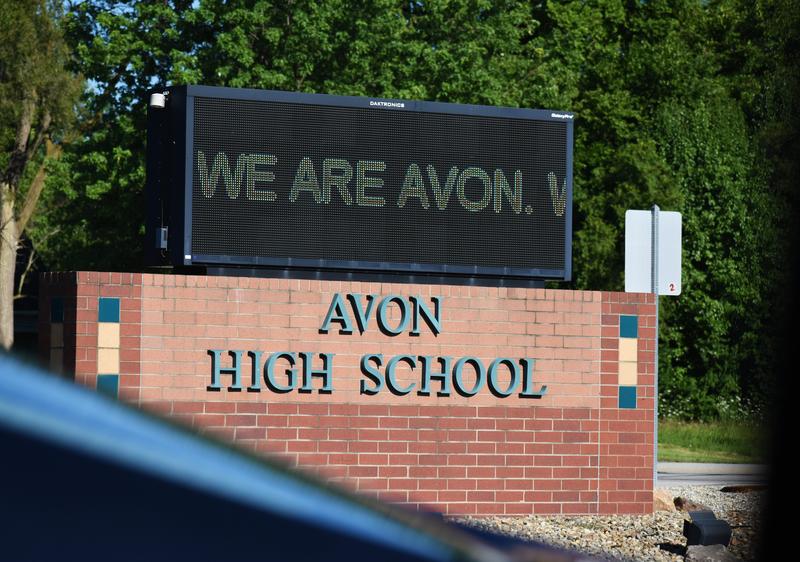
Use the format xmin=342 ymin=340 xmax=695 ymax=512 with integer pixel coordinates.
xmin=455 ymin=486 xmax=764 ymax=561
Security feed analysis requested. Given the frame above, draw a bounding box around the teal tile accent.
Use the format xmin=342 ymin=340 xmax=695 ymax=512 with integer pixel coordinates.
xmin=50 ymin=298 xmax=64 ymax=323
xmin=619 ymin=315 xmax=638 ymax=339
xmin=98 ymin=297 xmax=120 ymax=323
xmin=619 ymin=386 xmax=637 ymax=409
xmin=97 ymin=374 xmax=119 ymax=399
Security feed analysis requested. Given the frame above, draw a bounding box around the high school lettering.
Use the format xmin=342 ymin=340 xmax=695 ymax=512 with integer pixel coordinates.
xmin=208 ymin=293 xmax=547 ymax=399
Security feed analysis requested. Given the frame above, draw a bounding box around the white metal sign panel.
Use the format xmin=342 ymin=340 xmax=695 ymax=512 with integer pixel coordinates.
xmin=625 ymin=209 xmax=682 ymax=295
xmin=625 ymin=211 xmax=652 ymax=293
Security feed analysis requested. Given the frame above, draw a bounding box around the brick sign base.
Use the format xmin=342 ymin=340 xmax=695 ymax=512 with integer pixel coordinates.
xmin=40 ymin=272 xmax=656 ymax=516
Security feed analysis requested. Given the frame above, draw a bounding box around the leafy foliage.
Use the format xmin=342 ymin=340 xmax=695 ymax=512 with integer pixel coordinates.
xmin=33 ymin=0 xmax=795 ymax=419
xmin=1 ymin=0 xmax=81 ymax=348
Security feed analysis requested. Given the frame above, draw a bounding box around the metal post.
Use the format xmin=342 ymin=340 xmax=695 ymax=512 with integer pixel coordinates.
xmin=651 ymin=205 xmax=660 ymax=487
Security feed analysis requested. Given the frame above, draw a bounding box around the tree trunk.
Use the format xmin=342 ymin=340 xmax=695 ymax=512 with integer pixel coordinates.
xmin=0 ymin=96 xmax=39 ymax=350
xmin=0 ymin=185 xmax=18 ymax=350
xmin=4 ymin=97 xmax=34 ymax=190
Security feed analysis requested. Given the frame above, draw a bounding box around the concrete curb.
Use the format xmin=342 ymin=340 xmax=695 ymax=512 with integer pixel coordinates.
xmin=658 ymin=463 xmax=767 ymax=475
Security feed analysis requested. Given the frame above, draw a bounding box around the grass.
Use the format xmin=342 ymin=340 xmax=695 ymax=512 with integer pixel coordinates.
xmin=658 ymin=419 xmax=766 ymax=463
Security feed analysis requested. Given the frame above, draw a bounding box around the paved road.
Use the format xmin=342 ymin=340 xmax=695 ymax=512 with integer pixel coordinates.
xmin=656 ymin=463 xmax=768 ymax=488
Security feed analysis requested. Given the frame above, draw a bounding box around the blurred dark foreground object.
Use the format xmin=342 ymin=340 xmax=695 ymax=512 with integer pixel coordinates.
xmin=0 ymin=353 xmax=595 ymax=562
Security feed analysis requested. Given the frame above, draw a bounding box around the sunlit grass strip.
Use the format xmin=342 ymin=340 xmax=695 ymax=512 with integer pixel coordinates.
xmin=658 ymin=420 xmax=766 ymax=464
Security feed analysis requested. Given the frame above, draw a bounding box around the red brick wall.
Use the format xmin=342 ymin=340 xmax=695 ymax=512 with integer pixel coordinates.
xmin=40 ymin=271 xmax=655 ymax=516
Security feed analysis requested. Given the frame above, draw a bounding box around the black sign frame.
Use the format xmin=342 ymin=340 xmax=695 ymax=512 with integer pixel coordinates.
xmin=146 ymin=85 xmax=574 ymax=284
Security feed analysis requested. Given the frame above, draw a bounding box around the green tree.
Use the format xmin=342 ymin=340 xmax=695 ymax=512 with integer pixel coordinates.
xmin=524 ymin=0 xmax=785 ymax=418
xmin=647 ymin=0 xmax=792 ymax=418
xmin=526 ymin=1 xmax=684 ymax=291
xmin=717 ymin=0 xmax=800 ymax=413
xmin=49 ymin=0 xmax=536 ymax=271
xmin=53 ymin=0 xmax=791 ymax=419
xmin=1 ymin=0 xmax=81 ymax=349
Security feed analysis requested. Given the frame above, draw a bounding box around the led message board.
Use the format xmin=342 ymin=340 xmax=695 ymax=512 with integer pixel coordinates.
xmin=146 ymin=86 xmax=573 ymax=282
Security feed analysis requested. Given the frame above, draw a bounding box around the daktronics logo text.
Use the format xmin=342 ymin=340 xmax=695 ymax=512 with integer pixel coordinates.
xmin=369 ymin=100 xmax=405 ymax=108
xmin=551 ymin=112 xmax=574 ymax=119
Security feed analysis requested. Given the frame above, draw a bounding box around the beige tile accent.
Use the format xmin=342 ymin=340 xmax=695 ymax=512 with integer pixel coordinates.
xmin=618 ymin=338 xmax=638 ymax=362
xmin=98 ymin=348 xmax=120 ymax=374
xmin=98 ymin=322 xmax=120 ymax=349
xmin=49 ymin=348 xmax=63 ymax=373
xmin=619 ymin=361 xmax=638 ymax=385
xmin=50 ymin=323 xmax=64 ymax=348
